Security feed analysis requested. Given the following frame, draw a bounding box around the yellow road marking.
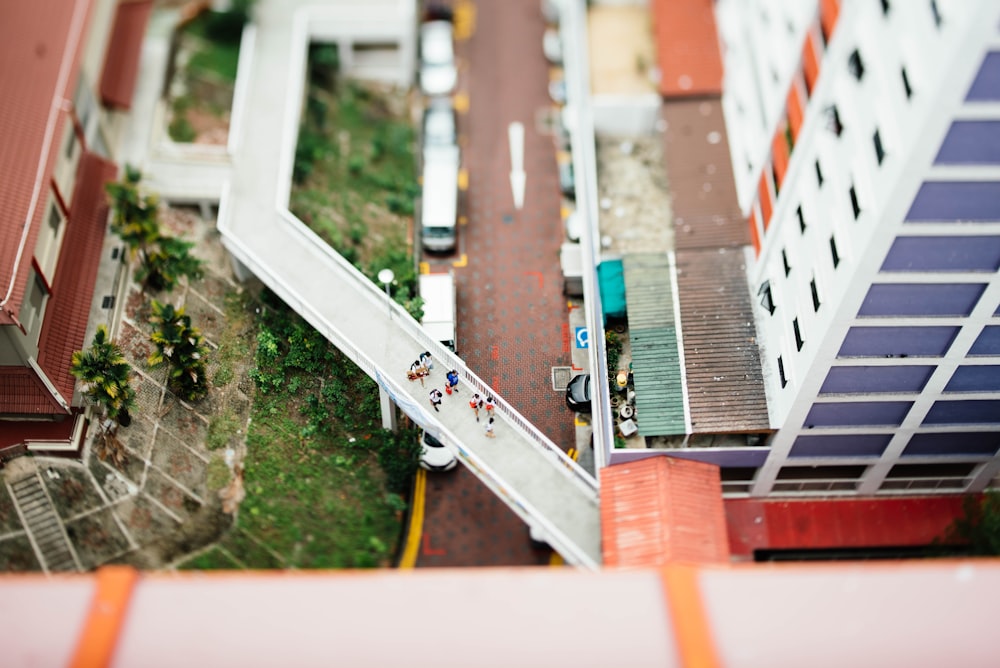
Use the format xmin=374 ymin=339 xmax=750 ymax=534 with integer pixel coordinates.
xmin=419 ymin=262 xmax=430 ymax=274
xmin=458 ymin=168 xmax=469 ymax=191
xmin=574 ymin=415 xmax=589 ymax=427
xmin=454 ymin=0 xmax=476 ymax=41
xmin=453 ymin=91 xmax=469 ymax=114
xmin=452 ymin=253 xmax=468 ymax=268
xmin=549 ymin=552 xmax=565 ymax=567
xmin=561 ymin=205 xmax=570 ymax=220
xmin=399 ymin=468 xmax=427 ymax=568
xmin=459 ymin=215 xmax=468 ymax=226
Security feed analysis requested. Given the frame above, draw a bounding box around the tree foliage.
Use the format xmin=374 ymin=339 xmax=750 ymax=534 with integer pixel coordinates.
xmin=945 ymin=492 xmax=1000 ymax=556
xmin=70 ymin=325 xmax=136 ymax=422
xmin=148 ymin=301 xmax=210 ymax=402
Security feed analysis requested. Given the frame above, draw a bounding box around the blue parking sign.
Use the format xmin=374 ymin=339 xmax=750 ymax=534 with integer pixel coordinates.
xmin=575 ymin=327 xmax=589 ymax=348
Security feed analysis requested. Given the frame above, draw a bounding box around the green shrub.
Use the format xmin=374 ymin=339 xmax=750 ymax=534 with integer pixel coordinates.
xmin=169 ymin=116 xmax=197 ymax=143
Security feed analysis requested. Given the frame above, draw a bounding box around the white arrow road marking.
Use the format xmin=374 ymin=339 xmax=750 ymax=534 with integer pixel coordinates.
xmin=508 ymin=121 xmax=525 ymax=210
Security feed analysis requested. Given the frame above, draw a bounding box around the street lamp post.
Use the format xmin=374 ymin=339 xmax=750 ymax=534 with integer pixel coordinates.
xmin=377 ymin=268 xmax=395 ymax=319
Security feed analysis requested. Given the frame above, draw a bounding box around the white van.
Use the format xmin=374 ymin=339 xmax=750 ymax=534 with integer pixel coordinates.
xmin=419 ymin=271 xmax=457 ymax=352
xmin=421 ymin=145 xmax=460 ymax=252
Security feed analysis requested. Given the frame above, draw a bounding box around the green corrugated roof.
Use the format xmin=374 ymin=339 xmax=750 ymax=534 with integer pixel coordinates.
xmin=623 ymin=254 xmax=686 ymax=436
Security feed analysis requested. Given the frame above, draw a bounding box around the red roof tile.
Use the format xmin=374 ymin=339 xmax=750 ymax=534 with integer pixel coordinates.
xmin=0 ymin=367 xmax=65 ymax=417
xmin=0 ymin=0 xmax=94 ymax=325
xmin=0 ymin=407 xmax=78 ymax=450
xmin=100 ymin=0 xmax=154 ymax=110
xmin=36 ymin=151 xmax=118 ymax=409
xmin=650 ymin=0 xmax=723 ymax=98
xmin=601 ymin=457 xmax=730 ymax=567
xmin=725 ymin=496 xmax=970 ymax=558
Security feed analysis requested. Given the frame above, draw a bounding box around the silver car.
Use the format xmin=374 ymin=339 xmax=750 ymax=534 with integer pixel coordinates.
xmin=420 ymin=21 xmax=457 ymax=97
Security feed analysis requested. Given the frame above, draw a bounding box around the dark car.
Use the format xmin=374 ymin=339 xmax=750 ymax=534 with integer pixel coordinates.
xmin=565 ymin=373 xmax=591 ymax=413
xmin=559 ymin=160 xmax=575 ymax=200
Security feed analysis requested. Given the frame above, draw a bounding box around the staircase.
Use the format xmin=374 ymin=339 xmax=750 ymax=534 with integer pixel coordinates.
xmin=10 ymin=475 xmax=79 ymax=573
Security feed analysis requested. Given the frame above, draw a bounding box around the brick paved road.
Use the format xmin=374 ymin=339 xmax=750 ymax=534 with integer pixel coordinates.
xmin=417 ymin=0 xmax=573 ymax=567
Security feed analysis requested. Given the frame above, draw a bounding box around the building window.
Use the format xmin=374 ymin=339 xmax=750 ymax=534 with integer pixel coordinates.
xmin=18 ymin=269 xmax=50 ymax=345
xmin=848 ymin=49 xmax=865 ymax=80
xmin=793 ymin=317 xmax=804 ymax=350
xmin=850 ymin=184 xmax=861 ymax=219
xmin=873 ymin=129 xmax=886 ymax=165
xmin=778 ymin=356 xmax=788 ymax=388
xmin=815 ymin=159 xmax=824 ymax=187
xmin=824 ymin=105 xmax=844 ymax=136
xmin=797 ymin=205 xmax=807 ymax=233
xmin=930 ymin=0 xmax=943 ymax=28
xmin=901 ymin=66 xmax=913 ymax=99
xmin=782 ymin=249 xmax=791 ymax=276
xmin=810 ymin=278 xmax=821 ymax=311
xmin=759 ymin=280 xmax=776 ymax=315
xmin=830 ymin=236 xmax=841 ymax=267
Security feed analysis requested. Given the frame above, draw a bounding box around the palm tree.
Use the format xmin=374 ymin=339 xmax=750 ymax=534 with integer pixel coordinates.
xmin=137 ymin=235 xmax=205 ymax=293
xmin=148 ymin=301 xmax=210 ymax=401
xmin=70 ymin=325 xmax=136 ymax=426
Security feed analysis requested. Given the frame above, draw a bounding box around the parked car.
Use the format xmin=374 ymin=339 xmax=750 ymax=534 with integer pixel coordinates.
xmin=420 ymin=21 xmax=457 ymax=97
xmin=559 ymin=160 xmax=575 ymax=200
xmin=419 ymin=430 xmax=458 ymax=472
xmin=423 ymin=97 xmax=457 ymax=148
xmin=543 ymin=27 xmax=562 ymax=64
xmin=565 ymin=373 xmax=591 ymax=413
xmin=564 ymin=210 xmax=581 ymax=242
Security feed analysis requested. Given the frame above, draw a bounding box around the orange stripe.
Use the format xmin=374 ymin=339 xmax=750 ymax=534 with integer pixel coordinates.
xmin=661 ymin=564 xmax=720 ymax=668
xmin=786 ymin=84 xmax=804 ymax=139
xmin=802 ymin=31 xmax=819 ymax=94
xmin=70 ymin=566 xmax=139 ymax=668
xmin=771 ymin=130 xmax=789 ymax=186
xmin=748 ymin=210 xmax=761 ymax=255
xmin=757 ymin=173 xmax=773 ymax=230
xmin=820 ymin=0 xmax=840 ymax=42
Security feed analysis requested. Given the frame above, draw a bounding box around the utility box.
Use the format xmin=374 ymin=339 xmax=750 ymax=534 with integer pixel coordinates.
xmin=561 ymin=242 xmax=583 ymax=297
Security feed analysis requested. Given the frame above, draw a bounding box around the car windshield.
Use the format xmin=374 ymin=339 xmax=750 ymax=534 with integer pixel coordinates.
xmin=424 ymin=432 xmax=445 ymax=448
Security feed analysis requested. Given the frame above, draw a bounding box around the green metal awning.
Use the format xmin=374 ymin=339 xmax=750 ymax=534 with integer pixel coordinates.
xmin=623 ymin=254 xmax=687 ymax=436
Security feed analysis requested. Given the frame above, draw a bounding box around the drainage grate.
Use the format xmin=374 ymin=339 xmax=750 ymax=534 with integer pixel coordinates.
xmin=101 ymin=295 xmax=115 ymax=309
xmin=551 ymin=366 xmax=573 ymax=391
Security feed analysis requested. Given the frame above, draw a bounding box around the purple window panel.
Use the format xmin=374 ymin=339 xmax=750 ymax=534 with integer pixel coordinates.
xmin=966 ymin=51 xmax=1000 ymax=101
xmin=923 ymin=400 xmax=1000 ymax=425
xmin=902 ymin=432 xmax=1000 ymax=457
xmin=935 ymin=121 xmax=1000 ymax=164
xmin=820 ymin=366 xmax=934 ymax=394
xmin=858 ymin=284 xmax=985 ymax=317
xmin=804 ymin=401 xmax=912 ymax=427
xmin=663 ymin=449 xmax=770 ymax=468
xmin=969 ymin=326 xmax=1000 ymax=356
xmin=905 ymin=181 xmax=1000 ymax=222
xmin=789 ymin=434 xmax=892 ymax=458
xmin=944 ymin=366 xmax=1000 ymax=392
xmin=880 ymin=236 xmax=1000 ymax=272
xmin=839 ymin=326 xmax=959 ymax=358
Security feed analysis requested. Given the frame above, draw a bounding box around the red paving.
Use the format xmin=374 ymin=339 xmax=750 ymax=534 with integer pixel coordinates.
xmin=725 ymin=496 xmax=970 ymax=559
xmin=416 ymin=0 xmax=570 ymax=567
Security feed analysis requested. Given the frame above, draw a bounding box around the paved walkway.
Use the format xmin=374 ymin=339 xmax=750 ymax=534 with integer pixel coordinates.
xmin=216 ymin=0 xmax=600 ymax=567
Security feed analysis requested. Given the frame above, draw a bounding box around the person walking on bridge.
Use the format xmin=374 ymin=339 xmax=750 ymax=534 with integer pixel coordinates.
xmin=446 ymin=369 xmax=460 ymax=394
xmin=429 ymin=388 xmax=443 ymax=412
xmin=469 ymin=393 xmax=482 ymax=421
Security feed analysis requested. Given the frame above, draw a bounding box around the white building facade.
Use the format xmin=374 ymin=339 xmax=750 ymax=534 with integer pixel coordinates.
xmin=716 ymin=0 xmax=1000 ymax=495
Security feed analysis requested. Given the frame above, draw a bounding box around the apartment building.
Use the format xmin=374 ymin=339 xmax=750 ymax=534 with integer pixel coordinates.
xmin=715 ymin=0 xmax=1000 ymax=495
xmin=0 ymin=0 xmax=150 ymax=448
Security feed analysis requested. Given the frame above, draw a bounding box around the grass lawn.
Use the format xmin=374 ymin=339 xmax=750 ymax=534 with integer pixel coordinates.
xmin=179 ymin=291 xmax=420 ymax=570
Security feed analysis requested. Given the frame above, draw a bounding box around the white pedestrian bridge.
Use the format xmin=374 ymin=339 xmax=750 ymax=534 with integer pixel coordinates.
xmin=137 ymin=1 xmax=602 ymax=567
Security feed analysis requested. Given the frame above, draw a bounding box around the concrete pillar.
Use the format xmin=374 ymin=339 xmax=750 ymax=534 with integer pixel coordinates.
xmin=227 ymin=252 xmax=255 ymax=283
xmin=380 ymin=386 xmax=398 ymax=432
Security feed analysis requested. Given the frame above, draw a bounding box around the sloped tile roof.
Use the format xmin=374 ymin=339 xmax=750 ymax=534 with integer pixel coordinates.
xmin=0 ymin=367 xmax=65 ymax=417
xmin=601 ymin=456 xmax=729 ymax=567
xmin=0 ymin=0 xmax=93 ymax=325
xmin=36 ymin=151 xmax=117 ymax=409
xmin=650 ymin=0 xmax=723 ymax=98
xmin=100 ymin=0 xmax=154 ymax=110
